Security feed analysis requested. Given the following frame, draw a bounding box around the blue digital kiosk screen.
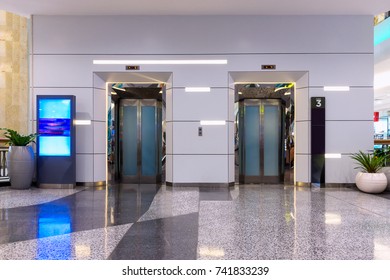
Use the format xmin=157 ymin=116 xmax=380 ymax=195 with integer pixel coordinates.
xmin=38 ymin=99 xmax=72 ymax=156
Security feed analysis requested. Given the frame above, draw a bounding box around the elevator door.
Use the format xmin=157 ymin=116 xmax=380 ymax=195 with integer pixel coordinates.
xmin=239 ymin=99 xmax=284 ymax=184
xmin=119 ymin=99 xmax=162 ymax=183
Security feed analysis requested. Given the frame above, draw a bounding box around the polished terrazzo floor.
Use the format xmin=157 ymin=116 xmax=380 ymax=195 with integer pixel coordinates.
xmin=1 ymin=184 xmax=390 ymax=260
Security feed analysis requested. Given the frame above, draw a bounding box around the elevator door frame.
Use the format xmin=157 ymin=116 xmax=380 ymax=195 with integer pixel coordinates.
xmin=239 ymin=98 xmax=285 ymax=184
xmin=118 ymin=98 xmax=162 ymax=184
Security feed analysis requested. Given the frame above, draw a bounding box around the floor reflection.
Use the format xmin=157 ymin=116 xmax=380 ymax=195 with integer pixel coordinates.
xmin=1 ymin=184 xmax=390 ymax=260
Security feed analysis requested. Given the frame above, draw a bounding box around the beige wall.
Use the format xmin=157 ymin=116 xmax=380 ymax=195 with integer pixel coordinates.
xmin=0 ymin=10 xmax=28 ymax=137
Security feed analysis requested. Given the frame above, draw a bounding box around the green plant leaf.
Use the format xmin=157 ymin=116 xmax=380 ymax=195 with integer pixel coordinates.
xmin=350 ymin=150 xmax=387 ymax=173
xmin=0 ymin=128 xmax=38 ymax=146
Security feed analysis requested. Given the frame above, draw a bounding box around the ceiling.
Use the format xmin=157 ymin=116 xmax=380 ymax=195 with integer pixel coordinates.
xmin=2 ymin=0 xmax=389 ymax=17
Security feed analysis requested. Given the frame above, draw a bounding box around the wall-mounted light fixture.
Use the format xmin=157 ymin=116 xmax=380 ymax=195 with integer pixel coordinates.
xmin=200 ymin=120 xmax=226 ymax=126
xmin=325 ymin=153 xmax=342 ymax=158
xmin=185 ymin=87 xmax=211 ymax=93
xmin=93 ymin=59 xmax=228 ymax=65
xmin=323 ymin=86 xmax=350 ymax=92
xmin=74 ymin=120 xmax=92 ymax=125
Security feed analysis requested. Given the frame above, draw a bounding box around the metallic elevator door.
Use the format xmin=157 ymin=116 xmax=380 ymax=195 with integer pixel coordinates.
xmin=239 ymin=99 xmax=284 ymax=184
xmin=119 ymin=99 xmax=162 ymax=183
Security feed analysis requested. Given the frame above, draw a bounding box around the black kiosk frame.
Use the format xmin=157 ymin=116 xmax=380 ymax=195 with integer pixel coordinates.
xmin=37 ymin=95 xmax=76 ymax=188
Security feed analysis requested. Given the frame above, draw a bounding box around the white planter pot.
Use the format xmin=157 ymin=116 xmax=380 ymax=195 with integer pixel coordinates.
xmin=355 ymin=172 xmax=387 ymax=194
xmin=6 ymin=146 xmax=35 ymax=189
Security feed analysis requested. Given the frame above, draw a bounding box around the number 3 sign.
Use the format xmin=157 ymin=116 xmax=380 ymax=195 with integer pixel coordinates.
xmin=311 ymin=97 xmax=325 ymax=108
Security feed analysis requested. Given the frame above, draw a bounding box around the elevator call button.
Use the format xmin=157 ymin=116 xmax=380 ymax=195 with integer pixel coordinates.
xmin=198 ymin=127 xmax=203 ymax=136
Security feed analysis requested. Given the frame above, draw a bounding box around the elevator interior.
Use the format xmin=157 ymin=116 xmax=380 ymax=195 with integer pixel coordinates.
xmin=235 ymin=83 xmax=295 ymax=184
xmin=108 ymin=83 xmax=165 ymax=184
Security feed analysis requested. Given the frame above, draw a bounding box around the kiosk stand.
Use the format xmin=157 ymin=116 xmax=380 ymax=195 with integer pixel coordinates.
xmin=37 ymin=95 xmax=76 ymax=188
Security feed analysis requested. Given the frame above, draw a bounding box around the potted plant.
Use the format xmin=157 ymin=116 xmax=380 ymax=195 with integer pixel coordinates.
xmin=0 ymin=128 xmax=37 ymax=189
xmin=350 ymin=150 xmax=388 ymax=193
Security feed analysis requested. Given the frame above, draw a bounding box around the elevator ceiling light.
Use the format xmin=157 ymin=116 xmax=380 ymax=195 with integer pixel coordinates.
xmin=274 ymin=83 xmax=294 ymax=92
xmin=325 ymin=153 xmax=342 ymax=158
xmin=284 ymin=91 xmax=291 ymax=95
xmin=74 ymin=120 xmax=92 ymax=125
xmin=93 ymin=59 xmax=228 ymax=65
xmin=238 ymin=91 xmax=243 ymax=95
xmin=200 ymin=120 xmax=226 ymax=125
xmin=323 ymin=86 xmax=350 ymax=92
xmin=185 ymin=87 xmax=211 ymax=92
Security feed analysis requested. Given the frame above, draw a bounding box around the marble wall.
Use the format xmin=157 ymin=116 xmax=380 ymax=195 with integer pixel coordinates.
xmin=0 ymin=11 xmax=28 ymax=138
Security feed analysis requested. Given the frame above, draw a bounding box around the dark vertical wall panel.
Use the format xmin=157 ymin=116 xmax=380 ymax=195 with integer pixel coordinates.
xmin=311 ymin=97 xmax=325 ymax=184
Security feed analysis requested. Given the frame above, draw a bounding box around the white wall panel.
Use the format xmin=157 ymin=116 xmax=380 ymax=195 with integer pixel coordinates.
xmin=173 ymin=88 xmax=228 ymax=121
xmin=310 ymin=88 xmax=373 ymax=121
xmin=165 ymin=87 xmax=173 ymax=122
xmin=228 ymin=87 xmax=235 ymax=122
xmin=326 ymin=121 xmax=373 ymax=153
xmin=166 ymin=122 xmax=173 ymax=155
xmin=173 ymin=155 xmax=228 ymax=183
xmin=31 ymin=15 xmax=374 ymax=185
xmin=325 ymin=155 xmax=358 ymax=184
xmin=295 ymin=121 xmax=310 ymax=154
xmin=93 ymin=121 xmax=106 ymax=154
xmin=229 ymin=154 xmax=235 ymax=183
xmin=75 ymin=124 xmax=93 ymax=154
xmin=33 ymin=16 xmax=373 ymax=54
xmin=227 ymin=54 xmax=373 ymax=87
xmin=227 ymin=121 xmax=235 ymax=155
xmin=295 ymin=154 xmax=310 ymax=183
xmin=93 ymin=154 xmax=106 ymax=182
xmin=93 ymin=88 xmax=106 ymax=121
xmin=93 ymin=73 xmax=106 ymax=90
xmin=32 ymin=88 xmax=93 ymax=121
xmin=165 ymin=154 xmax=173 ymax=183
xmin=171 ymin=67 xmax=228 ymax=88
xmin=76 ymin=154 xmax=94 ymax=182
xmin=33 ymin=55 xmax=94 ymax=87
xmin=295 ymin=87 xmax=309 ymax=122
xmin=173 ymin=122 xmax=228 ymax=154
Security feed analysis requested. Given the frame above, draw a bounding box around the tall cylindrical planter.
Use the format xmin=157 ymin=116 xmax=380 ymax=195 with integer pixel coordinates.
xmin=6 ymin=146 xmax=35 ymax=189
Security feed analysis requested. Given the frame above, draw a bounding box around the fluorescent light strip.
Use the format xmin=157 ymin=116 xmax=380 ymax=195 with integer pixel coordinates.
xmin=74 ymin=120 xmax=92 ymax=125
xmin=185 ymin=87 xmax=210 ymax=92
xmin=93 ymin=59 xmax=227 ymax=65
xmin=200 ymin=120 xmax=226 ymax=126
xmin=325 ymin=153 xmax=342 ymax=159
xmin=323 ymin=86 xmax=350 ymax=92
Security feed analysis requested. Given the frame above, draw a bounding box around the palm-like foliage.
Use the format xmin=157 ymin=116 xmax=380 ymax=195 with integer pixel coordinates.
xmin=0 ymin=128 xmax=37 ymax=146
xmin=350 ymin=150 xmax=387 ymax=173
